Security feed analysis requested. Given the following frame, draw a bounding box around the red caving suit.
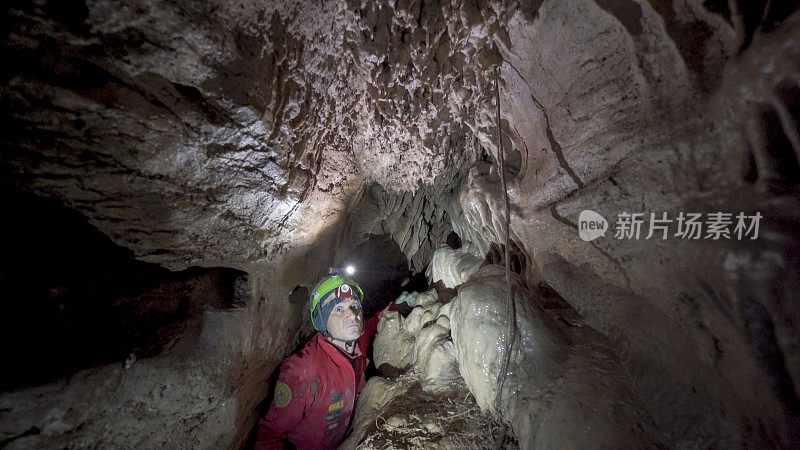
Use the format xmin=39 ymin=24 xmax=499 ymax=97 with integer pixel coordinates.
xmin=254 ymin=309 xmax=385 ymax=449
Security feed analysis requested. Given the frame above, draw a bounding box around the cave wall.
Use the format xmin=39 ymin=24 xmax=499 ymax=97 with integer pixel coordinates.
xmin=452 ymin=1 xmax=800 ymax=446
xmin=2 ymin=0 xmax=799 ymax=448
xmin=0 ymin=188 xmax=252 ymax=392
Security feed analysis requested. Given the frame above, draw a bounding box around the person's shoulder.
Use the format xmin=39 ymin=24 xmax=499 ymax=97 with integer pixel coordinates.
xmin=280 ymin=334 xmax=324 ymax=377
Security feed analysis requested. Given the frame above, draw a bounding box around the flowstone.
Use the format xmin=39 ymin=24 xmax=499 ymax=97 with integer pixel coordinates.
xmin=372 ymin=289 xmax=458 ymax=391
xmin=425 ymin=246 xmax=484 ymax=289
xmin=343 ymin=289 xmax=511 ymax=449
xmin=3 ymin=0 xmax=798 ymax=446
xmin=450 ymin=265 xmax=663 ymax=448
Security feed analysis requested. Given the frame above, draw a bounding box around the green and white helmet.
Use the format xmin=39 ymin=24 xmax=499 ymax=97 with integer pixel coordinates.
xmin=310 ymin=275 xmax=364 ymax=333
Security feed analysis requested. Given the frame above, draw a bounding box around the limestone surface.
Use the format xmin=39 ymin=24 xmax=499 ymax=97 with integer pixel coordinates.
xmin=450 ymin=265 xmax=661 ymax=448
xmin=343 ymin=289 xmax=503 ymax=448
xmin=426 ymin=246 xmax=484 ymax=288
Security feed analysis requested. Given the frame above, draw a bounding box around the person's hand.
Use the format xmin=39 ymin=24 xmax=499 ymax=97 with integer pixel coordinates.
xmin=394 ymin=291 xmax=416 ymax=307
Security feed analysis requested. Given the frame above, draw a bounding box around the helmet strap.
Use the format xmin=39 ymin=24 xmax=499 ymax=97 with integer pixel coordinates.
xmin=323 ymin=331 xmax=358 ymax=345
xmin=323 ymin=331 xmax=359 ymax=354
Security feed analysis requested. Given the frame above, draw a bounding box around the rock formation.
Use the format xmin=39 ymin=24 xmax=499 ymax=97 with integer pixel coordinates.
xmin=2 ymin=0 xmax=799 ymax=448
xmin=342 ymin=286 xmax=502 ymax=449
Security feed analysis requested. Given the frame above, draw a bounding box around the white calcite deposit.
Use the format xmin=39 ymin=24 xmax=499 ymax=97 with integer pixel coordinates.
xmin=450 ymin=265 xmax=661 ymax=448
xmin=426 ymin=246 xmax=484 ymax=288
xmin=373 ymin=289 xmax=458 ymax=392
xmin=343 ymin=289 xmax=496 ymax=448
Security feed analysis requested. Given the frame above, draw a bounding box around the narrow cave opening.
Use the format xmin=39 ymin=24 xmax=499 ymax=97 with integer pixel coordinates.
xmin=336 ymin=234 xmax=431 ymax=375
xmin=759 ymin=105 xmax=800 ymax=187
xmin=0 ymin=188 xmax=250 ymax=391
xmin=246 ymin=233 xmax=436 ymax=447
xmin=337 ymin=234 xmax=429 ymax=318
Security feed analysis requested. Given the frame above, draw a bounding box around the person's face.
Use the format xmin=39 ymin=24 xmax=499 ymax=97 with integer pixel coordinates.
xmin=326 ymin=298 xmax=364 ymax=342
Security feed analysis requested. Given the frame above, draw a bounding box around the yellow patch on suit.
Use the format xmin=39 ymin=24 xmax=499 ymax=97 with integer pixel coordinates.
xmin=275 ymin=382 xmax=292 ymax=408
xmin=328 ymin=400 xmax=343 ymax=412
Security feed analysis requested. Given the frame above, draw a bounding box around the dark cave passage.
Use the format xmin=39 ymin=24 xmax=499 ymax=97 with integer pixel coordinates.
xmin=337 ymin=234 xmax=417 ymax=318
xmin=0 ymin=188 xmax=250 ymax=391
xmin=245 ymin=236 xmax=433 ymax=448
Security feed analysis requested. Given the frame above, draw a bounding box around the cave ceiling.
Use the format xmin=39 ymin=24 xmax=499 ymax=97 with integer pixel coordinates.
xmin=3 ymin=0 xmax=506 ymax=272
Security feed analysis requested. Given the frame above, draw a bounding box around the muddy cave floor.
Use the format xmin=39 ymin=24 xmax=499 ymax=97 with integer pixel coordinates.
xmin=352 ymin=372 xmax=515 ymax=449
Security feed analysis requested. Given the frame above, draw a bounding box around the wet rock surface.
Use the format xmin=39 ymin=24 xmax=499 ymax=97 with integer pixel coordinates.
xmin=2 ymin=0 xmax=799 ymax=448
xmin=344 ymin=288 xmax=511 ymax=449
xmin=450 ymin=265 xmax=660 ymax=448
xmin=0 ymin=188 xmax=250 ymax=393
xmin=342 ymin=374 xmax=510 ymax=450
xmin=426 ymin=246 xmax=484 ymax=288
